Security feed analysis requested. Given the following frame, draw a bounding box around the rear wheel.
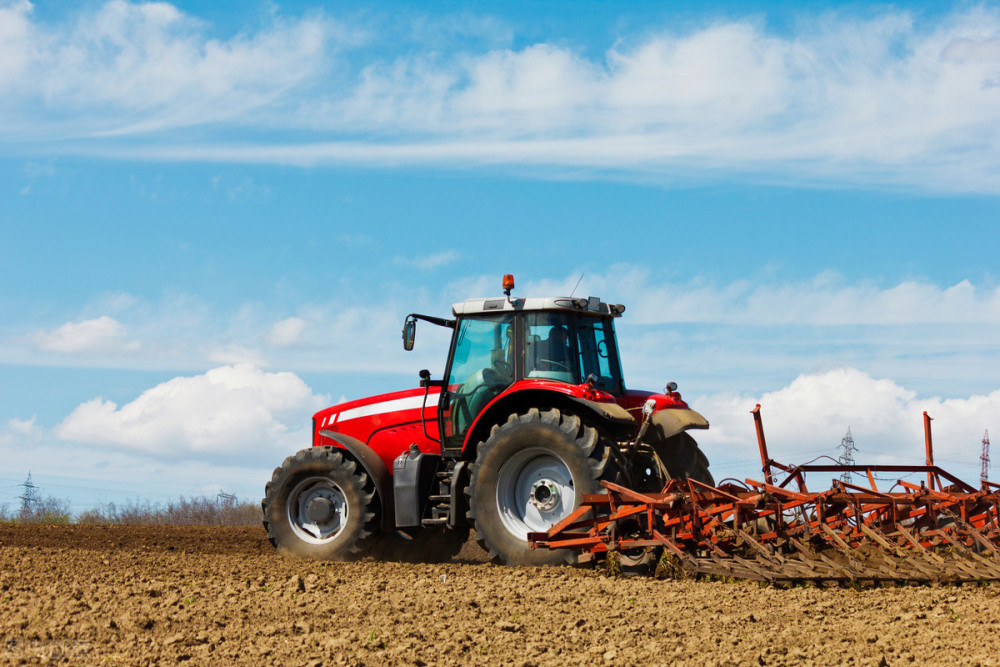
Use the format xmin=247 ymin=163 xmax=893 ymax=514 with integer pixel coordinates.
xmin=468 ymin=408 xmax=610 ymax=566
xmin=262 ymin=446 xmax=380 ymax=560
xmin=654 ymin=432 xmax=714 ymax=486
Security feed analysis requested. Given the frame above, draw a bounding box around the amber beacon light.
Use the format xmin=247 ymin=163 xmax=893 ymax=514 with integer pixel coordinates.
xmin=502 ymin=274 xmax=515 ymax=296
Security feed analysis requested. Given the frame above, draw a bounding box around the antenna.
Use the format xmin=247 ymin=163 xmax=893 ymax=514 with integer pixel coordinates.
xmin=569 ymin=273 xmax=585 ymax=298
xmin=982 ymin=430 xmax=991 ymax=483
xmin=838 ymin=427 xmax=857 ymax=483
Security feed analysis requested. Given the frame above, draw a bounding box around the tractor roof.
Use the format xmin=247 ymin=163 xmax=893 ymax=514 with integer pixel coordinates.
xmin=452 ymin=296 xmax=625 ymax=317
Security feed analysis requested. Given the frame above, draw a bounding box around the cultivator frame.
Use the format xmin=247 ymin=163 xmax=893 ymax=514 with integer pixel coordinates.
xmin=530 ymin=406 xmax=1000 ymax=583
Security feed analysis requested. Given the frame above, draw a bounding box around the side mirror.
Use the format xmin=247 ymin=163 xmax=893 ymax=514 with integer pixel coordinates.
xmin=402 ymin=317 xmax=416 ymax=351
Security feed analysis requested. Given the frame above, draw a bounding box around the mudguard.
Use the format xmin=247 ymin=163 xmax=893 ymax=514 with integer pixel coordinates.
xmin=568 ymin=396 xmax=635 ymax=426
xmin=645 ymin=409 xmax=710 ymax=441
xmin=464 ymin=389 xmax=638 ymax=456
xmin=319 ymin=429 xmax=395 ymax=531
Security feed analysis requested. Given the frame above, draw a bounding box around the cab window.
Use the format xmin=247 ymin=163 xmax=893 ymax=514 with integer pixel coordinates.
xmin=576 ymin=317 xmax=623 ymax=393
xmin=524 ymin=312 xmax=576 ymax=383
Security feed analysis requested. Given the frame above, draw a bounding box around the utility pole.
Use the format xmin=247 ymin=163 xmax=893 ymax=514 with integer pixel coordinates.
xmin=838 ymin=427 xmax=857 ymax=483
xmin=18 ymin=472 xmax=38 ymax=516
xmin=982 ymin=430 xmax=991 ymax=483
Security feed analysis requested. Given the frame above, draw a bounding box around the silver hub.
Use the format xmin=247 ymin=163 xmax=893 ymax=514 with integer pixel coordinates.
xmin=496 ymin=447 xmax=576 ymax=540
xmin=529 ymin=479 xmax=561 ymax=512
xmin=306 ymin=497 xmax=333 ymax=523
xmin=288 ymin=476 xmax=348 ymax=544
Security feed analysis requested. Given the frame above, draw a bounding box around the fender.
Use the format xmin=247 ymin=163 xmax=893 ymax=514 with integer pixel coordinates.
xmin=645 ymin=408 xmax=710 ymax=442
xmin=462 ymin=387 xmax=638 ymax=458
xmin=319 ymin=429 xmax=395 ymax=532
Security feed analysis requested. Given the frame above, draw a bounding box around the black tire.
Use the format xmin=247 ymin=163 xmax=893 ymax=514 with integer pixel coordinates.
xmin=468 ymin=407 xmax=611 ymax=566
xmin=653 ymin=432 xmax=714 ymax=486
xmin=371 ymin=526 xmax=471 ymax=563
xmin=262 ymin=446 xmax=380 ymax=560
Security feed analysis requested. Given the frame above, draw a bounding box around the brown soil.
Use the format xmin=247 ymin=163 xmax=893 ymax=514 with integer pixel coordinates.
xmin=2 ymin=525 xmax=999 ymax=666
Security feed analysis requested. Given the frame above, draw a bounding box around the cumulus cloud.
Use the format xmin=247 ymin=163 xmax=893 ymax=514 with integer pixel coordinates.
xmin=696 ymin=368 xmax=997 ymax=486
xmin=54 ymin=364 xmax=328 ymax=460
xmin=4 ymin=4 xmax=1000 ymax=190
xmin=25 ymin=316 xmax=139 ymax=354
xmin=0 ymin=415 xmax=42 ymax=445
xmin=7 ymin=415 xmax=42 ymax=439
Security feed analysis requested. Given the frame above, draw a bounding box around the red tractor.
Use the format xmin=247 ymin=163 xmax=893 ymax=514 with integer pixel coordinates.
xmin=262 ymin=276 xmax=713 ymax=565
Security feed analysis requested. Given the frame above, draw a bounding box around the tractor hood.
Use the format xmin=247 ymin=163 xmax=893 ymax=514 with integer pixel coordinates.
xmin=313 ymin=386 xmax=440 ymax=449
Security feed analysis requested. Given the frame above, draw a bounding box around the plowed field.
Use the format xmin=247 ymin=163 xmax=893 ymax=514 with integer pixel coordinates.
xmin=2 ymin=525 xmax=999 ymax=666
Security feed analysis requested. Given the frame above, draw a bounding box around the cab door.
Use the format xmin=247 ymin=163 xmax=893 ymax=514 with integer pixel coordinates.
xmin=438 ymin=314 xmax=515 ymax=454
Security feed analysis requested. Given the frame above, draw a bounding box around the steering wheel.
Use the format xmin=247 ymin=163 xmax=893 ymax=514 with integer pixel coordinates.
xmin=538 ymin=359 xmax=571 ymax=372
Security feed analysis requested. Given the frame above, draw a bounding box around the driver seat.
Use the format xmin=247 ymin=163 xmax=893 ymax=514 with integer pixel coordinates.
xmin=451 ymin=368 xmax=501 ymax=438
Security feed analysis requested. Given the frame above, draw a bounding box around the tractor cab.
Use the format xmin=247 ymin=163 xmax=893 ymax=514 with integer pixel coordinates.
xmin=404 ymin=277 xmax=628 ymax=455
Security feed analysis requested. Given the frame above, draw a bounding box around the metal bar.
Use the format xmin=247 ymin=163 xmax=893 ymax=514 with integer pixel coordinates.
xmin=751 ymin=404 xmax=773 ymax=486
xmin=924 ymin=411 xmax=935 ymax=491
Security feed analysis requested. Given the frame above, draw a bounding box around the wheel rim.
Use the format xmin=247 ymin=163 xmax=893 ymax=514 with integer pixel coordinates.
xmin=287 ymin=475 xmax=349 ymax=544
xmin=495 ymin=447 xmax=576 ymax=540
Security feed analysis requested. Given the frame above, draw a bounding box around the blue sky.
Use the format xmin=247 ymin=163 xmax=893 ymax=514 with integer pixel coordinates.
xmin=2 ymin=0 xmax=1000 ymax=511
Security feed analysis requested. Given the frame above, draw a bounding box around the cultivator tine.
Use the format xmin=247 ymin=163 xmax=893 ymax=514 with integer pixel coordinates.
xmin=932 ymin=528 xmax=1000 ymax=578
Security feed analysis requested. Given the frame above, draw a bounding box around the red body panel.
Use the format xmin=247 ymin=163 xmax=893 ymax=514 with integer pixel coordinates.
xmin=313 ymin=387 xmax=442 ymax=473
xmin=313 ymin=382 xmax=693 ymax=475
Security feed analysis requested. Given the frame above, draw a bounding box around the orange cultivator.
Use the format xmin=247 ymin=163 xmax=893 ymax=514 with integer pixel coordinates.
xmin=530 ymin=406 xmax=1000 ymax=583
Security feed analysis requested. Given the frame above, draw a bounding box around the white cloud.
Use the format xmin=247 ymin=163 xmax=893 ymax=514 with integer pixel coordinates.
xmin=54 ymin=364 xmax=328 ymax=461
xmin=0 ymin=0 xmax=35 ymax=87
xmin=0 ymin=415 xmax=42 ymax=446
xmin=4 ymin=4 xmax=1000 ymax=190
xmin=207 ymin=344 xmax=267 ymax=367
xmin=7 ymin=415 xmax=42 ymax=439
xmin=26 ymin=315 xmax=139 ymax=354
xmin=696 ymin=368 xmax=997 ymax=487
xmin=1 ymin=0 xmax=333 ymax=139
xmin=263 ymin=317 xmax=308 ymax=347
xmin=5 ymin=269 xmax=1000 ymax=401
xmin=549 ymin=268 xmax=1000 ymax=326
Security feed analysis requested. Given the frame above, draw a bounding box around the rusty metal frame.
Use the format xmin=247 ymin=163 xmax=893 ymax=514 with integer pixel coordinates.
xmin=529 ymin=406 xmax=1000 ymax=583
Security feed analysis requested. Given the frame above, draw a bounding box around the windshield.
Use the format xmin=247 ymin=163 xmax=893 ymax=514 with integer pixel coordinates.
xmin=525 ymin=312 xmax=624 ymax=393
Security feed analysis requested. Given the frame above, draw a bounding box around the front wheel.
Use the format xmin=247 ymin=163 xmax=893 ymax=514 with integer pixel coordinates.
xmin=262 ymin=446 xmax=380 ymax=560
xmin=468 ymin=408 xmax=610 ymax=566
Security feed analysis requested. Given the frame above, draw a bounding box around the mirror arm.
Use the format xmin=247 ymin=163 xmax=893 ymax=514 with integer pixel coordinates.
xmin=406 ymin=313 xmax=456 ymax=329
